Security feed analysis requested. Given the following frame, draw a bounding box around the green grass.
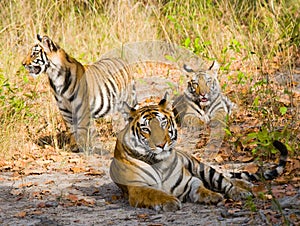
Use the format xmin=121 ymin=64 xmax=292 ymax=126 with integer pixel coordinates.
xmin=0 ymin=0 xmax=299 ymax=157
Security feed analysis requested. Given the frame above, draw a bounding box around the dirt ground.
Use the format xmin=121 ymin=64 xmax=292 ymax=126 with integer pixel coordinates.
xmin=0 ymin=149 xmax=299 ymax=226
xmin=1 ymin=65 xmax=299 ymax=225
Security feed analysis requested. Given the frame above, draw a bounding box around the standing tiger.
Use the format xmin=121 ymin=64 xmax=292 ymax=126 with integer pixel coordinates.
xmin=173 ymin=61 xmax=236 ymax=158
xmin=22 ymin=35 xmax=135 ymax=152
xmin=110 ymin=94 xmax=288 ymax=211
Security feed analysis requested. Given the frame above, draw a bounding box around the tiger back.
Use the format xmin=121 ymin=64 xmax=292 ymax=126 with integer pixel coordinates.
xmin=173 ymin=61 xmax=236 ymax=158
xmin=22 ymin=35 xmax=135 ymax=152
xmin=110 ymin=94 xmax=288 ymax=211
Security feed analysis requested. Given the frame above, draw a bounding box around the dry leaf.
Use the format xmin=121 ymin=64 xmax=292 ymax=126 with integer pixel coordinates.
xmin=69 ymin=158 xmax=80 ymax=164
xmin=11 ymin=172 xmax=21 ymax=178
xmin=15 ymin=211 xmax=26 ymax=218
xmin=70 ymin=167 xmax=85 ymax=173
xmin=243 ymin=163 xmax=258 ymax=173
xmin=252 ymin=184 xmax=267 ymax=194
xmin=23 ymin=168 xmax=46 ymax=175
xmin=10 ymin=189 xmax=23 ymax=196
xmin=18 ymin=182 xmax=37 ymax=188
xmin=36 ymin=159 xmax=53 ymax=166
xmin=30 ymin=210 xmax=43 ymax=215
xmin=289 ymin=213 xmax=300 ymax=222
xmin=85 ymin=168 xmax=104 ymax=176
xmin=236 ymin=155 xmax=254 ymax=163
xmin=37 ymin=202 xmax=46 ymax=208
xmin=215 ymin=155 xmax=224 ymax=163
xmin=49 ymin=155 xmax=61 ymax=162
xmin=0 ymin=160 xmax=12 ymax=170
xmin=230 ymin=125 xmax=241 ymax=134
xmin=92 ymin=188 xmax=100 ymax=195
xmin=67 ymin=194 xmax=78 ymax=202
xmin=228 ymin=208 xmax=239 ymax=214
xmin=137 ymin=213 xmax=149 ymax=219
xmin=291 ymin=177 xmax=300 ymax=185
xmin=264 ymin=194 xmax=272 ymax=200
xmin=45 ymin=180 xmax=55 ymax=185
xmin=78 ymin=197 xmax=96 ymax=207
xmin=111 ymin=195 xmax=121 ymax=201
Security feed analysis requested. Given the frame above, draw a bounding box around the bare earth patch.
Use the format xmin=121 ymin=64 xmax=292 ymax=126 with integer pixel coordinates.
xmin=1 ymin=63 xmax=299 ymax=225
xmin=0 ymin=150 xmax=299 ymax=226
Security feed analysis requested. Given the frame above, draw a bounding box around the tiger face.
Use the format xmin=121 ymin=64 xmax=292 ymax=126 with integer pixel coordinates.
xmin=124 ymin=94 xmax=177 ymax=164
xmin=22 ymin=35 xmax=60 ymax=78
xmin=185 ymin=61 xmax=221 ymax=107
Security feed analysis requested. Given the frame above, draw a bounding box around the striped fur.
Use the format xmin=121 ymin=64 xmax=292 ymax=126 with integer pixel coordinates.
xmin=110 ymin=95 xmax=288 ymax=211
xmin=173 ymin=61 xmax=235 ymax=127
xmin=22 ymin=35 xmax=135 ymax=152
xmin=173 ymin=61 xmax=236 ymax=157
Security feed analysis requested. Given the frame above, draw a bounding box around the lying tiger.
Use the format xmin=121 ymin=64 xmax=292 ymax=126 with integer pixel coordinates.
xmin=173 ymin=61 xmax=236 ymax=158
xmin=110 ymin=93 xmax=288 ymax=211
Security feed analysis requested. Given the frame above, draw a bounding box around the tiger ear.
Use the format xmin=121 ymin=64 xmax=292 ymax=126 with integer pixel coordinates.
xmin=158 ymin=92 xmax=169 ymax=109
xmin=37 ymin=34 xmax=43 ymax=42
xmin=183 ymin=64 xmax=194 ymax=73
xmin=122 ymin=102 xmax=139 ymax=121
xmin=37 ymin=35 xmax=58 ymax=53
xmin=208 ymin=61 xmax=220 ymax=76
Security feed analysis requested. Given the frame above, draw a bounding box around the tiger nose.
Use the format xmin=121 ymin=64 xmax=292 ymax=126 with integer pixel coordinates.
xmin=156 ymin=141 xmax=166 ymax=149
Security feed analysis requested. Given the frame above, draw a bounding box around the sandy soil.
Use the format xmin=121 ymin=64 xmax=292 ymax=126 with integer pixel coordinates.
xmin=1 ymin=65 xmax=299 ymax=226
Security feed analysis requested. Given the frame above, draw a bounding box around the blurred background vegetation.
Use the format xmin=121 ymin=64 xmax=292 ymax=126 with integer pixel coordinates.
xmin=0 ymin=0 xmax=299 ymax=158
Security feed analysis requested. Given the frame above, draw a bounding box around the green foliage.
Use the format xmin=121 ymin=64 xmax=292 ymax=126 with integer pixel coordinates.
xmin=245 ymin=195 xmax=257 ymax=212
xmin=0 ymin=69 xmax=37 ymax=124
xmin=279 ymin=107 xmax=287 ymax=116
xmin=242 ymin=124 xmax=295 ymax=161
xmin=183 ymin=37 xmax=212 ymax=58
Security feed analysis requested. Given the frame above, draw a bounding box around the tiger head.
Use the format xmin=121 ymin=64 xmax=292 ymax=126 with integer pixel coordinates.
xmin=184 ymin=61 xmax=221 ymax=107
xmin=120 ymin=93 xmax=177 ymax=164
xmin=22 ymin=35 xmax=61 ymax=78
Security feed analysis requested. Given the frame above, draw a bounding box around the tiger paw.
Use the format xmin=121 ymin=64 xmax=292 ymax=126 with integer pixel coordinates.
xmin=227 ymin=186 xmax=253 ymax=201
xmin=196 ymin=187 xmax=223 ymax=204
xmin=154 ymin=197 xmax=182 ymax=212
xmin=128 ymin=187 xmax=182 ymax=212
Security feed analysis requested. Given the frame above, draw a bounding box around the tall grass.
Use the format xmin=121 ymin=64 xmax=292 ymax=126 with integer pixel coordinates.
xmin=161 ymin=0 xmax=299 ymax=70
xmin=0 ymin=0 xmax=298 ymax=158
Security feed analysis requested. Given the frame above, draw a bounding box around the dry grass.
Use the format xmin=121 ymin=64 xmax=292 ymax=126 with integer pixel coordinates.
xmin=0 ymin=0 xmax=299 ymax=158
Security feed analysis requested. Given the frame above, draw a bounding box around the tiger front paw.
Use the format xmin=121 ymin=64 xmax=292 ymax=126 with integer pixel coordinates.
xmin=128 ymin=187 xmax=182 ymax=212
xmin=155 ymin=197 xmax=182 ymax=212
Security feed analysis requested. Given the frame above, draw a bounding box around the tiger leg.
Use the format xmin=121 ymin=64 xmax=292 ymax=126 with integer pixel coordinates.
xmin=188 ymin=178 xmax=223 ymax=204
xmin=59 ymin=120 xmax=81 ymax=152
xmin=69 ymin=132 xmax=80 ymax=152
xmin=193 ymin=161 xmax=252 ymax=200
xmin=70 ymin=75 xmax=99 ymax=153
xmin=127 ymin=185 xmax=182 ymax=212
xmin=204 ymin=110 xmax=227 ymax=159
xmin=179 ymin=114 xmax=206 ymax=153
xmin=182 ymin=115 xmax=205 ymax=130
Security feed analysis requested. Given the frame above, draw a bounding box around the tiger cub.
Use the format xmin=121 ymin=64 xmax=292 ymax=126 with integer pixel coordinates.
xmin=110 ymin=94 xmax=288 ymax=211
xmin=173 ymin=61 xmax=236 ymax=158
xmin=22 ymin=35 xmax=135 ymax=152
